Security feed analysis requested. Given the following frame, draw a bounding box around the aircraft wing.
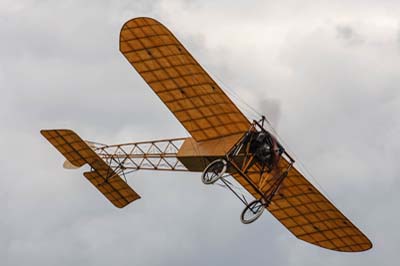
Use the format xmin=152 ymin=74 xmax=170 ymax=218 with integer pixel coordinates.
xmin=232 ymin=159 xmax=372 ymax=252
xmin=120 ymin=17 xmax=250 ymax=142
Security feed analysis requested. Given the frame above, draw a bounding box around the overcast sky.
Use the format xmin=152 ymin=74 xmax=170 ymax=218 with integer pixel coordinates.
xmin=1 ymin=0 xmax=400 ymax=265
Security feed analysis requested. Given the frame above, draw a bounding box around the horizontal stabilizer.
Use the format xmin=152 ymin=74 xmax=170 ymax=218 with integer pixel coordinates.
xmin=62 ymin=142 xmax=97 ymax=169
xmin=41 ymin=129 xmax=140 ymax=208
xmin=84 ymin=171 xmax=139 ymax=208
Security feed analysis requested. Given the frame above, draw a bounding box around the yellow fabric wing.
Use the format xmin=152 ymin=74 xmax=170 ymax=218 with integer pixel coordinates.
xmin=120 ymin=17 xmax=250 ymax=142
xmin=233 ymin=160 xmax=372 ymax=252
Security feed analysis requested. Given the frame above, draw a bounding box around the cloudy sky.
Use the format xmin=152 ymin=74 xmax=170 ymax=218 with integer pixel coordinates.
xmin=1 ymin=0 xmax=400 ymax=265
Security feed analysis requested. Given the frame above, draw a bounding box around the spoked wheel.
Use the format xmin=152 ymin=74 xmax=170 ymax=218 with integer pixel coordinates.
xmin=240 ymin=199 xmax=265 ymax=224
xmin=201 ymin=159 xmax=227 ymax=184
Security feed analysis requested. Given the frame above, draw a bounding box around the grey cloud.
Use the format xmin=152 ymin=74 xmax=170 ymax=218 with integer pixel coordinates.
xmin=336 ymin=25 xmax=355 ymax=39
xmin=397 ymin=26 xmax=400 ymax=50
xmin=2 ymin=0 xmax=400 ymax=265
xmin=336 ymin=24 xmax=364 ymax=45
xmin=258 ymin=97 xmax=282 ymax=127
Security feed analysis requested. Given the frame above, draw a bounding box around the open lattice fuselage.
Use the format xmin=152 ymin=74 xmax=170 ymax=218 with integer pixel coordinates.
xmin=94 ymin=127 xmax=286 ymax=187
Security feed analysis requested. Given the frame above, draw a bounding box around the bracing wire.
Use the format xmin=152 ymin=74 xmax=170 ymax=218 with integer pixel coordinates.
xmin=263 ymin=118 xmax=336 ymax=202
xmin=206 ymin=71 xmax=262 ymax=121
xmin=202 ymin=63 xmax=336 ymax=202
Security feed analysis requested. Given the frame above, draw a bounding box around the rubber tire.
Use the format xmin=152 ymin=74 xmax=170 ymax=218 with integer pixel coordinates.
xmin=240 ymin=200 xmax=265 ymax=224
xmin=201 ymin=159 xmax=227 ymax=185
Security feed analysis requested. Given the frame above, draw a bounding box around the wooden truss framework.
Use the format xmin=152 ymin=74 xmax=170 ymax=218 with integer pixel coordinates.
xmin=88 ymin=137 xmax=261 ymax=208
xmin=90 ymin=138 xmax=188 ymax=178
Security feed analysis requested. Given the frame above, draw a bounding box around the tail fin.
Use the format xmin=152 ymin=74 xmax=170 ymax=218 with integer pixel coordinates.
xmin=63 ymin=159 xmax=80 ymax=169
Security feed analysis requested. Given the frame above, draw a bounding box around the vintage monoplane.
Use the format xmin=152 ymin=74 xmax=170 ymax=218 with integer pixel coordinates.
xmin=41 ymin=17 xmax=372 ymax=252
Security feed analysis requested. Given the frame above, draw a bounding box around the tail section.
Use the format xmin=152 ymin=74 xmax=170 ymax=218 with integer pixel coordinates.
xmin=41 ymin=129 xmax=140 ymax=208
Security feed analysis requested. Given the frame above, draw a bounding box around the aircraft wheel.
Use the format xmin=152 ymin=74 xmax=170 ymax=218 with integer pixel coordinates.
xmin=240 ymin=199 xmax=265 ymax=224
xmin=201 ymin=159 xmax=227 ymax=184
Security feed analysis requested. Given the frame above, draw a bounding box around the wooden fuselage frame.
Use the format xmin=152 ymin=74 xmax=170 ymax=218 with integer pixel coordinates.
xmin=177 ymin=133 xmax=243 ymax=172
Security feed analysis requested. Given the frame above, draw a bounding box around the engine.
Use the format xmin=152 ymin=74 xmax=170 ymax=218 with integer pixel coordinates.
xmin=249 ymin=131 xmax=283 ymax=171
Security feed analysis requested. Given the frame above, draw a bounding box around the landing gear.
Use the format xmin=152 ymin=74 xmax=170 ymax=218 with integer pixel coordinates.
xmin=240 ymin=199 xmax=265 ymax=224
xmin=201 ymin=159 xmax=227 ymax=184
xmin=200 ymin=117 xmax=294 ymax=225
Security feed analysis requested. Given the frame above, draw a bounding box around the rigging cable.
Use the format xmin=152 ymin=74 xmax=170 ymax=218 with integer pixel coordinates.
xmin=203 ymin=64 xmax=336 ymax=202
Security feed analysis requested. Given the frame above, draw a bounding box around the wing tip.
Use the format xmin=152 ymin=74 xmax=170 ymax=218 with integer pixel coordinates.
xmin=297 ymin=235 xmax=373 ymax=252
xmin=120 ymin=16 xmax=161 ymax=29
xmin=112 ymin=195 xmax=142 ymax=209
xmin=119 ymin=17 xmax=166 ymax=52
xmin=40 ymin=128 xmax=76 ymax=137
